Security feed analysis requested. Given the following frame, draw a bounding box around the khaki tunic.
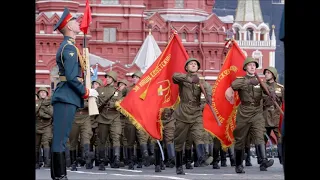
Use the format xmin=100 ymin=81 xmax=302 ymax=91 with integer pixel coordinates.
xmin=231 ymin=75 xmax=266 ymax=150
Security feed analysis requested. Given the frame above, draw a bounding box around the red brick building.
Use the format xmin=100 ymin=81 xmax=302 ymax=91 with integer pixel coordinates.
xmin=36 ymin=0 xmax=236 ymax=94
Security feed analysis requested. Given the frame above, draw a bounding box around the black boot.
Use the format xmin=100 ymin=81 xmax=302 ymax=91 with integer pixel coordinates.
xmin=140 ymin=144 xmax=150 ymax=167
xmin=220 ymin=148 xmax=227 ymax=167
xmin=155 ymin=148 xmax=161 ymax=172
xmin=83 ymin=144 xmax=94 ymax=169
xmin=148 ymin=143 xmax=155 ymax=165
xmin=166 ymin=143 xmax=175 ymax=168
xmin=228 ymin=147 xmax=236 ymax=166
xmin=175 ymin=151 xmax=185 ymax=175
xmin=65 ymin=147 xmax=71 ymax=168
xmin=127 ymin=147 xmax=135 ymax=170
xmin=35 ymin=150 xmax=40 ymax=169
xmin=245 ymin=147 xmax=252 ymax=166
xmin=234 ymin=149 xmax=245 ymax=173
xmin=70 ymin=150 xmax=77 ymax=171
xmin=50 ymin=152 xmax=68 ymax=180
xmin=123 ymin=146 xmax=128 ymax=166
xmin=39 ymin=148 xmax=44 ymax=168
xmin=208 ymin=144 xmax=213 ymax=157
xmin=43 ymin=148 xmax=51 ymax=168
xmin=136 ymin=148 xmax=143 ymax=168
xmin=112 ymin=146 xmax=121 ymax=168
xmin=257 ymin=144 xmax=274 ymax=171
xmin=108 ymin=147 xmax=114 ymax=167
xmin=185 ymin=149 xmax=193 ymax=169
xmin=277 ymin=143 xmax=282 ymax=164
xmin=98 ymin=148 xmax=106 ymax=171
xmin=119 ymin=146 xmax=125 ymax=167
xmin=255 ymin=146 xmax=262 ymax=164
xmin=212 ymin=147 xmax=221 ymax=169
xmin=193 ymin=146 xmax=199 ymax=167
xmin=77 ymin=146 xmax=85 ymax=166
xmin=94 ymin=146 xmax=100 ymax=166
xmin=196 ymin=144 xmax=213 ymax=167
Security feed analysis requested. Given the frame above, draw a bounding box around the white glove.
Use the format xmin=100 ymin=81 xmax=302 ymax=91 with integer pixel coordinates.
xmin=89 ymin=89 xmax=99 ymax=98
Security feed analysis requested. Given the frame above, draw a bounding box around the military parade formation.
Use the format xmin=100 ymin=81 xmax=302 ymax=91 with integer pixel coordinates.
xmin=35 ymin=7 xmax=284 ymax=180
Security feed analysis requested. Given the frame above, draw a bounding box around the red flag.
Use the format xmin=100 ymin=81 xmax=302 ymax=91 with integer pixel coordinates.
xmin=203 ymin=41 xmax=246 ymax=149
xmin=80 ymin=0 xmax=92 ymax=34
xmin=278 ymin=102 xmax=285 ymax=133
xmin=115 ymin=33 xmax=187 ymax=139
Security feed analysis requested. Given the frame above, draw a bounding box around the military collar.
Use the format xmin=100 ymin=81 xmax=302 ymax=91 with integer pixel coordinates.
xmin=64 ymin=36 xmax=75 ymax=44
xmin=245 ymin=74 xmax=255 ymax=78
xmin=266 ymin=80 xmax=275 ymax=85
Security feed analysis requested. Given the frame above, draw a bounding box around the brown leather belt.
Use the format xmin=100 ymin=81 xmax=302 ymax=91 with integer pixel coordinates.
xmin=59 ymin=76 xmax=83 ymax=83
xmin=241 ymin=101 xmax=261 ymax=107
xmin=181 ymin=100 xmax=201 ymax=107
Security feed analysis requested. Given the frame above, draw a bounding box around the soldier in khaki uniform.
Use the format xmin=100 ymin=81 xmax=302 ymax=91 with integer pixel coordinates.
xmin=117 ymin=79 xmax=130 ymax=166
xmin=35 ymin=87 xmax=53 ymax=168
xmin=172 ymin=58 xmax=213 ymax=175
xmin=227 ymin=57 xmax=274 ymax=173
xmin=96 ymin=71 xmax=123 ymax=170
xmin=124 ymin=71 xmax=151 ymax=169
xmin=90 ymin=79 xmax=103 ymax=166
xmin=69 ymin=100 xmax=94 ymax=171
xmin=262 ymin=67 xmax=284 ymax=164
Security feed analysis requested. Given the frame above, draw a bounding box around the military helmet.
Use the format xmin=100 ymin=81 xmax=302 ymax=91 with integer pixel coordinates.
xmin=243 ymin=57 xmax=259 ymax=71
xmin=37 ymin=87 xmax=49 ymax=94
xmin=132 ymin=71 xmax=143 ymax=78
xmin=263 ymin=66 xmax=278 ymax=81
xmin=117 ymin=79 xmax=130 ymax=87
xmin=185 ymin=57 xmax=200 ymax=72
xmin=92 ymin=79 xmax=103 ymax=86
xmin=105 ymin=71 xmax=118 ymax=82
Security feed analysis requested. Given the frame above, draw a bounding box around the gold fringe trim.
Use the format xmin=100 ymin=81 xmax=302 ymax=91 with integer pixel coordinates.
xmin=204 ymin=98 xmax=239 ymax=151
xmin=115 ymin=96 xmax=180 ymax=140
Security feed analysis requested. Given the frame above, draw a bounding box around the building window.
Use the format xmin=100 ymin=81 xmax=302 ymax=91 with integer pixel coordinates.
xmin=234 ymin=28 xmax=240 ymax=40
xmin=181 ymin=32 xmax=187 ymax=42
xmin=246 ymin=28 xmax=254 ymax=40
xmin=194 ymin=32 xmax=198 ymax=42
xmin=252 ymin=50 xmax=263 ymax=69
xmin=175 ymin=0 xmax=184 ymax=8
xmin=260 ymin=28 xmax=266 ymax=41
xmin=101 ymin=0 xmax=119 ymax=5
xmin=103 ymin=28 xmax=117 ymax=42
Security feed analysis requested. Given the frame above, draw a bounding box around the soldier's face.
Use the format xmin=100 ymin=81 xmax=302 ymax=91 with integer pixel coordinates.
xmin=68 ymin=20 xmax=81 ymax=34
xmin=92 ymin=82 xmax=100 ymax=89
xmin=106 ymin=76 xmax=114 ymax=85
xmin=264 ymin=70 xmax=274 ymax=81
xmin=118 ymin=83 xmax=127 ymax=91
xmin=187 ymin=61 xmax=198 ymax=73
xmin=132 ymin=75 xmax=140 ymax=84
xmin=39 ymin=91 xmax=47 ymax=99
xmin=246 ymin=62 xmax=256 ymax=74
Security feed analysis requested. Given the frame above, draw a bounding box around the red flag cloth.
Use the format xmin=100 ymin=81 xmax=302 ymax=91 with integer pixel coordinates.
xmin=115 ymin=33 xmax=188 ymax=140
xmin=203 ymin=41 xmax=246 ymax=149
xmin=278 ymin=102 xmax=285 ymax=133
xmin=80 ymin=0 xmax=92 ymax=34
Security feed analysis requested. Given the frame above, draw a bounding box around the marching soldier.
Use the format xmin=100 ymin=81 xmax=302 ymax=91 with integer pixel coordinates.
xmin=90 ymin=79 xmax=103 ymax=166
xmin=35 ymin=87 xmax=53 ymax=168
xmin=262 ymin=66 xmax=284 ymax=164
xmin=96 ymin=71 xmax=123 ymax=170
xmin=124 ymin=71 xmax=151 ymax=169
xmin=117 ymin=79 xmax=130 ymax=166
xmin=69 ymin=100 xmax=94 ymax=171
xmin=50 ymin=7 xmax=99 ymax=179
xmin=226 ymin=57 xmax=274 ymax=173
xmin=172 ymin=58 xmax=213 ymax=175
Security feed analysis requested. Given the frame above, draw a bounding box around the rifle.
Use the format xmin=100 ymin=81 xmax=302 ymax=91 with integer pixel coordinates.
xmin=98 ymin=88 xmax=120 ymax=112
xmin=254 ymin=72 xmax=284 ymax=115
xmin=83 ymin=35 xmax=99 ymax=116
xmin=199 ymin=81 xmax=222 ymax=126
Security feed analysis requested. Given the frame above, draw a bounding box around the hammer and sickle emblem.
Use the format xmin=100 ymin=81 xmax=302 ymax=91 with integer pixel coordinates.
xmin=157 ymin=80 xmax=171 ymax=104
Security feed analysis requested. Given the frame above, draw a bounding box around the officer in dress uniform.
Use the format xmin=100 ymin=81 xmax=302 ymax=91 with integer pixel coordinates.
xmin=50 ymin=7 xmax=98 ymax=180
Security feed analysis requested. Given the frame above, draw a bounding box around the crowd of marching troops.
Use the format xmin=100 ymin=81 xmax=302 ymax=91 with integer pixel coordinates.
xmin=35 ymin=57 xmax=284 ymax=175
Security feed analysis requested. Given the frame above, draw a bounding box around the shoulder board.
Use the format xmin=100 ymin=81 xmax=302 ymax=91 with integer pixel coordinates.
xmin=236 ymin=77 xmax=244 ymax=79
xmin=276 ymin=83 xmax=284 ymax=88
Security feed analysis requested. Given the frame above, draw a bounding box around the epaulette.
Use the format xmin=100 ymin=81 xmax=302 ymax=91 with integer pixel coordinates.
xmin=236 ymin=76 xmax=244 ymax=79
xmin=277 ymin=83 xmax=284 ymax=88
